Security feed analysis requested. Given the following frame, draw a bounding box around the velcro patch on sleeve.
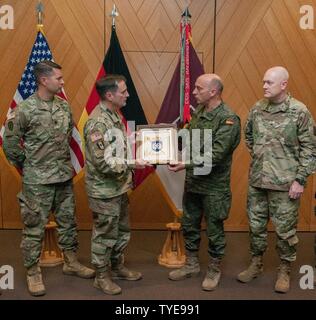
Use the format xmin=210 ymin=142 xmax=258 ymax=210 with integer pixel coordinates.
xmin=7 ymin=121 xmax=14 ymax=131
xmin=90 ymin=131 xmax=103 ymax=142
xmin=7 ymin=111 xmax=15 ymax=120
xmin=225 ymin=119 xmax=234 ymax=125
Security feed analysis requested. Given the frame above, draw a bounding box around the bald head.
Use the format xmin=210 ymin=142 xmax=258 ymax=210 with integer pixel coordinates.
xmin=193 ymin=73 xmax=223 ymax=108
xmin=263 ymin=66 xmax=289 ymax=103
xmin=198 ymin=73 xmax=223 ymax=93
xmin=264 ymin=66 xmax=289 ymax=82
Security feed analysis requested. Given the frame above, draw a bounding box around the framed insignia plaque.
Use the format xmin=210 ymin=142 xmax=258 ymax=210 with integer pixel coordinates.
xmin=136 ymin=124 xmax=178 ymax=164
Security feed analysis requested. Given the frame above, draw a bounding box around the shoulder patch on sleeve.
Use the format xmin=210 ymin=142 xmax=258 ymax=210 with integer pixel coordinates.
xmin=7 ymin=110 xmax=16 ymax=120
xmin=90 ymin=131 xmax=103 ymax=142
xmin=225 ymin=119 xmax=235 ymax=125
xmin=7 ymin=121 xmax=14 ymax=131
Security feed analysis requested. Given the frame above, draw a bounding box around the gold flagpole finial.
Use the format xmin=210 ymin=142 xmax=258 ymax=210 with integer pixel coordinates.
xmin=36 ymin=1 xmax=44 ymax=30
xmin=110 ymin=4 xmax=119 ymax=28
xmin=181 ymin=7 xmax=191 ymax=24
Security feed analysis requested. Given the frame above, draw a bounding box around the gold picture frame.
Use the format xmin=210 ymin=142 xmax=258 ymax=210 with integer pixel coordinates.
xmin=136 ymin=124 xmax=178 ymax=164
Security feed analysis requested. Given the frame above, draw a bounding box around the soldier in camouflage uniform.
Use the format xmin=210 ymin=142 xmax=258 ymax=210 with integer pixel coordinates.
xmin=168 ymin=74 xmax=241 ymax=291
xmin=237 ymin=66 xmax=316 ymax=293
xmin=84 ymin=75 xmax=147 ymax=295
xmin=3 ymin=61 xmax=95 ymax=297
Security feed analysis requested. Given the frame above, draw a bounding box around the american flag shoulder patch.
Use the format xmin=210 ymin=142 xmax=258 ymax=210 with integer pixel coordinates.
xmin=91 ymin=131 xmax=103 ymax=142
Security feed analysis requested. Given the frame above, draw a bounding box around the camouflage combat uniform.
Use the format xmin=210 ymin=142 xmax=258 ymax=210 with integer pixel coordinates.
xmin=84 ymin=102 xmax=133 ymax=272
xmin=245 ymin=94 xmax=316 ymax=262
xmin=3 ymin=93 xmax=78 ymax=268
xmin=182 ymin=102 xmax=241 ymax=259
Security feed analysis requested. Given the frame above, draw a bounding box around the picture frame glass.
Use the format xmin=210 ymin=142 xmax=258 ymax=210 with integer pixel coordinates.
xmin=137 ymin=125 xmax=178 ymax=164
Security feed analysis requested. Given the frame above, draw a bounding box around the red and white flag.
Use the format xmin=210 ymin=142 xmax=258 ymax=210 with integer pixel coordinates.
xmin=155 ymin=10 xmax=204 ymax=213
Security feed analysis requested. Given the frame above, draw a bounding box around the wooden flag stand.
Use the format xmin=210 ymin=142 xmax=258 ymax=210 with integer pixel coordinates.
xmin=39 ymin=219 xmax=63 ymax=267
xmin=158 ymin=217 xmax=185 ymax=268
xmin=152 ymin=170 xmax=186 ymax=268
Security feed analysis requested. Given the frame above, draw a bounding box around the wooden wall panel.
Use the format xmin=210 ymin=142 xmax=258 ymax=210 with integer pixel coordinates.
xmin=104 ymin=0 xmax=214 ymax=123
xmin=0 ymin=0 xmax=315 ymax=231
xmin=218 ymin=0 xmax=316 ymax=231
xmin=0 ymin=152 xmax=22 ymax=229
xmin=0 ymin=153 xmax=3 ymax=228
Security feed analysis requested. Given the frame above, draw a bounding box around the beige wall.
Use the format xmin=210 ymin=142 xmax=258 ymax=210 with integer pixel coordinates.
xmin=0 ymin=0 xmax=315 ymax=230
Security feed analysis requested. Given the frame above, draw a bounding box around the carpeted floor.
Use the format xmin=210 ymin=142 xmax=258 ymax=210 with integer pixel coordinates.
xmin=0 ymin=230 xmax=315 ymax=300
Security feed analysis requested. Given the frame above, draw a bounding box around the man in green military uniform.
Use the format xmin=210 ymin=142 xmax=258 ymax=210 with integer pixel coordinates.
xmin=3 ymin=60 xmax=95 ymax=297
xmin=168 ymin=73 xmax=241 ymax=291
xmin=237 ymin=66 xmax=316 ymax=293
xmin=84 ymin=75 xmax=148 ymax=295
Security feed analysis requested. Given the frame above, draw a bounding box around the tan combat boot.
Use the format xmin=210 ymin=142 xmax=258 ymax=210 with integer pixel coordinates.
xmin=275 ymin=260 xmax=291 ymax=293
xmin=26 ymin=264 xmax=46 ymax=296
xmin=94 ymin=270 xmax=122 ymax=295
xmin=202 ymin=257 xmax=221 ymax=291
xmin=111 ymin=256 xmax=142 ymax=281
xmin=237 ymin=255 xmax=263 ymax=283
xmin=63 ymin=250 xmax=95 ymax=279
xmin=169 ymin=251 xmax=200 ymax=281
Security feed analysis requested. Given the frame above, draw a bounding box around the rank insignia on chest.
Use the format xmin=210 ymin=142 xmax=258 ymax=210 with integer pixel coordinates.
xmin=91 ymin=132 xmax=103 ymax=142
xmin=97 ymin=141 xmax=105 ymax=150
xmin=225 ymin=119 xmax=234 ymax=125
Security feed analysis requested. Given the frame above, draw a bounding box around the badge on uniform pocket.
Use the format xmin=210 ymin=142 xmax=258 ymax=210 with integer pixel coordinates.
xmin=97 ymin=141 xmax=105 ymax=150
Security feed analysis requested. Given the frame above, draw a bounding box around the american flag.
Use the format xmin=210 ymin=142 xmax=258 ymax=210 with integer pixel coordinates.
xmin=0 ymin=30 xmax=84 ymax=174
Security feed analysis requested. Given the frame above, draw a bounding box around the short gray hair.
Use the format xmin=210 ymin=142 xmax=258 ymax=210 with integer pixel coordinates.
xmin=211 ymin=78 xmax=224 ymax=93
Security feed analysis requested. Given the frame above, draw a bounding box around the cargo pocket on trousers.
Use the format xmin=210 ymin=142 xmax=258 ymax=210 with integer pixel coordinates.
xmin=288 ymin=235 xmax=299 ymax=246
xmin=89 ymin=197 xmax=120 ymax=232
xmin=211 ymin=192 xmax=232 ymax=221
xmin=17 ymin=192 xmax=41 ymax=227
xmin=88 ymin=197 xmax=120 ymax=216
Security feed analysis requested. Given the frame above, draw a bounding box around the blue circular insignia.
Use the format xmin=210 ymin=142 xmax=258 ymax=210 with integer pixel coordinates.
xmin=151 ymin=140 xmax=162 ymax=152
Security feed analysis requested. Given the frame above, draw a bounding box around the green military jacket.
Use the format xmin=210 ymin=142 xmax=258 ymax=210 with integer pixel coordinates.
xmin=185 ymin=102 xmax=241 ymax=194
xmin=84 ymin=102 xmax=133 ymax=199
xmin=3 ymin=93 xmax=74 ymax=184
xmin=245 ymin=94 xmax=316 ymax=191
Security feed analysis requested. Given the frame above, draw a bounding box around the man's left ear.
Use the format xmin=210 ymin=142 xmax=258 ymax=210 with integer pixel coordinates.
xmin=39 ymin=76 xmax=47 ymax=86
xmin=105 ymin=91 xmax=113 ymax=101
xmin=281 ymin=80 xmax=288 ymax=89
